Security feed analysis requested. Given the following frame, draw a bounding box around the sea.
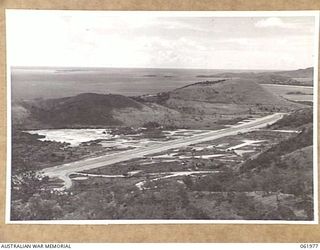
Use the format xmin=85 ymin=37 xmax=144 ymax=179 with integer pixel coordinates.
xmin=10 ymin=66 xmax=269 ymax=101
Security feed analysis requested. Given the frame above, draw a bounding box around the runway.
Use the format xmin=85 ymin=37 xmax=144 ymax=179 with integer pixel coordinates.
xmin=42 ymin=113 xmax=284 ymax=189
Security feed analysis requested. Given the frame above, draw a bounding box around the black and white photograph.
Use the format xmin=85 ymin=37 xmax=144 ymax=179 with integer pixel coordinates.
xmin=6 ymin=10 xmax=319 ymax=223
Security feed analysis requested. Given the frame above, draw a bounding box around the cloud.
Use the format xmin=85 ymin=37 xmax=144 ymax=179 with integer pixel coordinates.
xmin=255 ymin=17 xmax=294 ymax=28
xmin=6 ymin=10 xmax=315 ymax=69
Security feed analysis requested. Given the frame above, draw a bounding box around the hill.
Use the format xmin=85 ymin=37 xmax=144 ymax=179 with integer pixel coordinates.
xmin=204 ymin=72 xmax=301 ymax=85
xmin=14 ymin=93 xmax=192 ymax=129
xmin=170 ymin=79 xmax=289 ymax=104
xmin=275 ymin=67 xmax=313 ymax=79
xmin=21 ymin=93 xmax=143 ymax=127
xmin=241 ymin=123 xmax=313 ymax=172
xmin=199 ymin=67 xmax=313 ymax=86
xmin=270 ymin=108 xmax=313 ymax=130
xmin=15 ymin=93 xmax=178 ymax=128
xmin=157 ymin=78 xmax=302 ymax=115
xmin=14 ymin=78 xmax=304 ymax=129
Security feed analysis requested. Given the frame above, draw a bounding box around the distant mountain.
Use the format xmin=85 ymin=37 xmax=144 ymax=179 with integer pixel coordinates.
xmin=204 ymin=72 xmax=301 ymax=85
xmin=274 ymin=67 xmax=313 ymax=79
xmin=197 ymin=67 xmax=314 ymax=86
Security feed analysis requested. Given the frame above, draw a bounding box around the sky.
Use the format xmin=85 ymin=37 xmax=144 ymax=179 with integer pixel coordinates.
xmin=6 ymin=10 xmax=318 ymax=70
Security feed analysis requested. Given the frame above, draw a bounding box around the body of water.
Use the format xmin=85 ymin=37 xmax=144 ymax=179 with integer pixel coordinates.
xmin=27 ymin=129 xmax=113 ymax=146
xmin=11 ymin=67 xmax=271 ymax=101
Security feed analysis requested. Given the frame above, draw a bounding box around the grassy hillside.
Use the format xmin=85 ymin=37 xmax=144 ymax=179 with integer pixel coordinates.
xmin=241 ymin=124 xmax=312 ymax=172
xmin=161 ymin=78 xmax=302 ymax=115
xmin=16 ymin=93 xmax=151 ymax=128
xmin=170 ymin=79 xmax=294 ymax=104
xmin=15 ymin=93 xmax=224 ymax=129
xmin=270 ymin=108 xmax=313 ymax=130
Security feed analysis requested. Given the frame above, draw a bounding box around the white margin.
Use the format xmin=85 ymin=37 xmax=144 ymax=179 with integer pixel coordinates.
xmin=312 ymin=11 xmax=319 ymax=224
xmin=5 ymin=9 xmax=12 ymax=225
xmin=4 ymin=10 xmax=320 ymax=225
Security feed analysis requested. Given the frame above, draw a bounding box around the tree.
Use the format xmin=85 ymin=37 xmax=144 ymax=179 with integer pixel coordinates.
xmin=11 ymin=171 xmax=49 ymax=202
xmin=11 ymin=170 xmax=68 ymax=220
